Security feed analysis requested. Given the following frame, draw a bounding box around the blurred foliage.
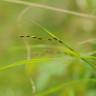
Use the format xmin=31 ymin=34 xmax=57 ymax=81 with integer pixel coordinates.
xmin=0 ymin=0 xmax=96 ymax=96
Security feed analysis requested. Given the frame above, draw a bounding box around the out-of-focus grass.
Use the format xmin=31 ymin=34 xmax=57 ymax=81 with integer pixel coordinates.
xmin=0 ymin=0 xmax=96 ymax=96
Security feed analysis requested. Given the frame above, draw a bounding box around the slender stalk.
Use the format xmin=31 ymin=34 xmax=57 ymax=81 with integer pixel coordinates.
xmin=79 ymin=38 xmax=96 ymax=45
xmin=22 ymin=38 xmax=36 ymax=95
xmin=3 ymin=0 xmax=96 ymax=20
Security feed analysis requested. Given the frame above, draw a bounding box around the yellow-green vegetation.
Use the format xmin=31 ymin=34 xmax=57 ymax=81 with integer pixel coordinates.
xmin=0 ymin=0 xmax=96 ymax=96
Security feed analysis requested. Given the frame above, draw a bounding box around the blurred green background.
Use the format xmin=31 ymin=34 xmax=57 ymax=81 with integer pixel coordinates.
xmin=0 ymin=0 xmax=96 ymax=96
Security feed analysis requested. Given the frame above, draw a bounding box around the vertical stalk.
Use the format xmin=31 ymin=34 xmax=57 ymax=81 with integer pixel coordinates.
xmin=23 ymin=38 xmax=36 ymax=95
